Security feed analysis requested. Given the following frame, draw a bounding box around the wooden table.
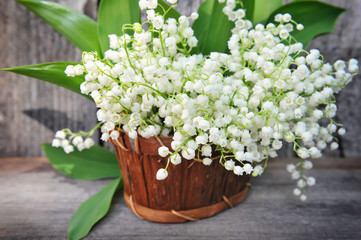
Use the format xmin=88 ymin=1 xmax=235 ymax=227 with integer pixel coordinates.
xmin=0 ymin=157 xmax=360 ymax=240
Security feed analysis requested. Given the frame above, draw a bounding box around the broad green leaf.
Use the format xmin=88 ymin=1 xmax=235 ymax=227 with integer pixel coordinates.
xmin=15 ymin=0 xmax=101 ymax=53
xmin=267 ymin=1 xmax=344 ymax=47
xmin=155 ymin=0 xmax=181 ymax=20
xmin=1 ymin=62 xmax=90 ymax=99
xmin=68 ymin=178 xmax=122 ymax=240
xmin=243 ymin=0 xmax=283 ymax=24
xmin=192 ymin=0 xmax=234 ymax=55
xmin=97 ymin=0 xmax=140 ymax=54
xmin=42 ymin=144 xmax=121 ymax=180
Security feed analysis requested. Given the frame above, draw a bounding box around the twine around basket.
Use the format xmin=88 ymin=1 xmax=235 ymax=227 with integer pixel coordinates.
xmin=123 ymin=182 xmax=251 ymax=223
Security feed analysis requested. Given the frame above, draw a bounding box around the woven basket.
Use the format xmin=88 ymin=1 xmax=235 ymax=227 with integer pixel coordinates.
xmin=109 ymin=130 xmax=251 ymax=223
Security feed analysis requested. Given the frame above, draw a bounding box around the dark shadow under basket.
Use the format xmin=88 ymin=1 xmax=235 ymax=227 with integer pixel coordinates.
xmin=109 ymin=130 xmax=251 ymax=223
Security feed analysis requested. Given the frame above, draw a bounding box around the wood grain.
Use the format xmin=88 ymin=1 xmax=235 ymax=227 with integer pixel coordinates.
xmin=0 ymin=157 xmax=360 ymax=239
xmin=0 ymin=0 xmax=360 ymax=158
xmin=0 ymin=0 xmax=98 ymax=157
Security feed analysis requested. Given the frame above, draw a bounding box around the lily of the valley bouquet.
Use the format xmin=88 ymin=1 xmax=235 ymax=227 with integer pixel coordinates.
xmin=3 ymin=0 xmax=358 ymax=239
xmin=63 ymin=0 xmax=357 ymax=198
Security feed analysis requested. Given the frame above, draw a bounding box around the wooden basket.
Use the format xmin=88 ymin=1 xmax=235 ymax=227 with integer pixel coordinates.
xmin=109 ymin=130 xmax=251 ymax=223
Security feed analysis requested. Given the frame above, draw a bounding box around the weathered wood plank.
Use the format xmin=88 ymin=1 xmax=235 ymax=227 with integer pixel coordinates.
xmin=0 ymin=0 xmax=99 ymax=157
xmin=0 ymin=157 xmax=360 ymax=239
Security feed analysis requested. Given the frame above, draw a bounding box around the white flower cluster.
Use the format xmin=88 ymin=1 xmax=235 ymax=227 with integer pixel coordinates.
xmin=52 ymin=130 xmax=95 ymax=153
xmin=63 ymin=0 xmax=358 ymax=200
xmin=287 ymin=160 xmax=316 ymax=201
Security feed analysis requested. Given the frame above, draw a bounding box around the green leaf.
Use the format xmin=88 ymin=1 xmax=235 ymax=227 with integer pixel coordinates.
xmin=267 ymin=1 xmax=344 ymax=47
xmin=68 ymin=178 xmax=122 ymax=240
xmin=42 ymin=144 xmax=121 ymax=180
xmin=192 ymin=0 xmax=234 ymax=55
xmin=15 ymin=0 xmax=101 ymax=53
xmin=97 ymin=0 xmax=141 ymax=54
xmin=155 ymin=0 xmax=181 ymax=20
xmin=1 ymin=62 xmax=90 ymax=99
xmin=243 ymin=0 xmax=283 ymax=24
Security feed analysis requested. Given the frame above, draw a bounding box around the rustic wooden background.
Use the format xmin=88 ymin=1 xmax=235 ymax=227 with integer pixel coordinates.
xmin=0 ymin=0 xmax=360 ymax=157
